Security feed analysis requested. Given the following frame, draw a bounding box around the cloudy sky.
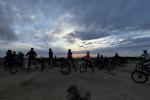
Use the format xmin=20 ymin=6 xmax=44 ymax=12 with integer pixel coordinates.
xmin=0 ymin=0 xmax=150 ymax=57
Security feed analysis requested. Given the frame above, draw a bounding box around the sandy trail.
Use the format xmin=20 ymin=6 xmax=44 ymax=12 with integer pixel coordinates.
xmin=0 ymin=61 xmax=150 ymax=100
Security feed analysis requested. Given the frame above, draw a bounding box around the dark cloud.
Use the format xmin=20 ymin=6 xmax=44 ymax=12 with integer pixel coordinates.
xmin=0 ymin=0 xmax=150 ymax=56
xmin=119 ymin=37 xmax=150 ymax=50
xmin=0 ymin=1 xmax=17 ymax=41
xmin=59 ymin=0 xmax=150 ymax=39
xmin=90 ymin=37 xmax=150 ymax=56
xmin=68 ymin=31 xmax=110 ymax=40
xmin=71 ymin=0 xmax=150 ymax=31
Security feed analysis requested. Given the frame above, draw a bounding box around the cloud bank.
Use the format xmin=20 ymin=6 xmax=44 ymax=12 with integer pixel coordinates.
xmin=0 ymin=0 xmax=150 ymax=56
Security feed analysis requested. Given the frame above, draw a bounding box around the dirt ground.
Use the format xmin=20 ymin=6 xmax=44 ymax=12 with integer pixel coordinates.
xmin=0 ymin=61 xmax=150 ymax=100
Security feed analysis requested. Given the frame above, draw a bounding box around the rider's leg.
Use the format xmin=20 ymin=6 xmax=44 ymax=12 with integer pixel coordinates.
xmin=143 ymin=61 xmax=150 ymax=71
xmin=69 ymin=59 xmax=77 ymax=71
xmin=27 ymin=59 xmax=32 ymax=71
xmin=49 ymin=58 xmax=53 ymax=68
xmin=88 ymin=61 xmax=94 ymax=71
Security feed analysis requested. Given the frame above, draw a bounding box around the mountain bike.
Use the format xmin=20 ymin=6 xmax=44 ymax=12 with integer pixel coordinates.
xmin=95 ymin=59 xmax=115 ymax=72
xmin=61 ymin=60 xmax=79 ymax=75
xmin=26 ymin=58 xmax=40 ymax=71
xmin=80 ymin=60 xmax=96 ymax=73
xmin=131 ymin=63 xmax=150 ymax=83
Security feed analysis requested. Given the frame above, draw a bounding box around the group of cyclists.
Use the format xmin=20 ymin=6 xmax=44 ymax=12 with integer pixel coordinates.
xmin=3 ymin=47 xmax=150 ymax=74
xmin=3 ymin=47 xmax=121 ymax=72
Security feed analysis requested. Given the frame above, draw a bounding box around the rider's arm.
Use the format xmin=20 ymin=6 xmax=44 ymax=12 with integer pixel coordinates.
xmin=140 ymin=54 xmax=144 ymax=58
xmin=34 ymin=52 xmax=37 ymax=58
xmin=26 ymin=52 xmax=29 ymax=57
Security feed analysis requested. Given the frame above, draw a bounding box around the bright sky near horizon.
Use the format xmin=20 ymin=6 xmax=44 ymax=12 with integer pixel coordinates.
xmin=0 ymin=0 xmax=150 ymax=57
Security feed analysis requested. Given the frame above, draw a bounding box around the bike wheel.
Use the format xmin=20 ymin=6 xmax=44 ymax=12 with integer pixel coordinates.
xmin=131 ymin=71 xmax=148 ymax=83
xmin=73 ymin=61 xmax=79 ymax=72
xmin=61 ymin=63 xmax=71 ymax=75
xmin=10 ymin=64 xmax=18 ymax=74
xmin=80 ymin=63 xmax=87 ymax=73
xmin=91 ymin=64 xmax=96 ymax=71
xmin=96 ymin=63 xmax=103 ymax=70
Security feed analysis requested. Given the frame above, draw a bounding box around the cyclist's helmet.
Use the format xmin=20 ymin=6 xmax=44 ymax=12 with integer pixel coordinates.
xmin=31 ymin=48 xmax=34 ymax=51
xmin=87 ymin=52 xmax=90 ymax=54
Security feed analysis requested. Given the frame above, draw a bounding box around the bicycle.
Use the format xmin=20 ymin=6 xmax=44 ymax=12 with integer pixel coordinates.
xmin=39 ymin=57 xmax=47 ymax=72
xmin=131 ymin=62 xmax=150 ymax=83
xmin=3 ymin=58 xmax=25 ymax=74
xmin=95 ymin=59 xmax=115 ymax=72
xmin=61 ymin=59 xmax=79 ymax=75
xmin=26 ymin=58 xmax=40 ymax=71
xmin=80 ymin=60 xmax=96 ymax=73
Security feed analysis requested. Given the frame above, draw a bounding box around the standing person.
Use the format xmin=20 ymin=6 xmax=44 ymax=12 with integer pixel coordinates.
xmin=49 ymin=48 xmax=53 ymax=68
xmin=26 ymin=48 xmax=37 ymax=71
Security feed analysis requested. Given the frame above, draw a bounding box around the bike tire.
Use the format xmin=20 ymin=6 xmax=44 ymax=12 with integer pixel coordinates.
xmin=61 ymin=63 xmax=71 ymax=75
xmin=131 ymin=71 xmax=148 ymax=83
xmin=91 ymin=64 xmax=96 ymax=71
xmin=73 ymin=62 xmax=79 ymax=72
xmin=80 ymin=63 xmax=87 ymax=73
xmin=10 ymin=64 xmax=18 ymax=74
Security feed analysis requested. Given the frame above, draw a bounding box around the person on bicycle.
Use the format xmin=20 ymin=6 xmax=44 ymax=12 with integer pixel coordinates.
xmin=67 ymin=49 xmax=77 ymax=71
xmin=96 ymin=53 xmax=100 ymax=62
xmin=49 ymin=48 xmax=53 ymax=68
xmin=12 ymin=51 xmax=17 ymax=61
xmin=140 ymin=50 xmax=150 ymax=68
xmin=83 ymin=52 xmax=94 ymax=71
xmin=68 ymin=49 xmax=73 ymax=61
xmin=26 ymin=48 xmax=37 ymax=71
xmin=4 ymin=50 xmax=13 ymax=70
xmin=17 ymin=51 xmax=25 ymax=69
xmin=140 ymin=50 xmax=150 ymax=62
xmin=96 ymin=53 xmax=101 ymax=65
xmin=53 ymin=56 xmax=57 ymax=67
xmin=113 ymin=53 xmax=121 ymax=64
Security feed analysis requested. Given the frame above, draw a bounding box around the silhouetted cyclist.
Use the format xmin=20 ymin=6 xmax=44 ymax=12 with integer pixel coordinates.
xmin=12 ymin=51 xmax=17 ymax=60
xmin=53 ymin=56 xmax=57 ymax=67
xmin=67 ymin=49 xmax=77 ymax=71
xmin=26 ymin=48 xmax=37 ymax=71
xmin=4 ymin=50 xmax=13 ymax=70
xmin=96 ymin=54 xmax=105 ymax=67
xmin=49 ymin=48 xmax=53 ymax=68
xmin=113 ymin=53 xmax=120 ymax=64
xmin=83 ymin=52 xmax=94 ymax=71
xmin=17 ymin=51 xmax=25 ymax=69
xmin=96 ymin=53 xmax=100 ymax=64
xmin=68 ymin=49 xmax=73 ymax=61
xmin=140 ymin=50 xmax=150 ymax=62
xmin=100 ymin=55 xmax=104 ymax=62
xmin=140 ymin=50 xmax=150 ymax=69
